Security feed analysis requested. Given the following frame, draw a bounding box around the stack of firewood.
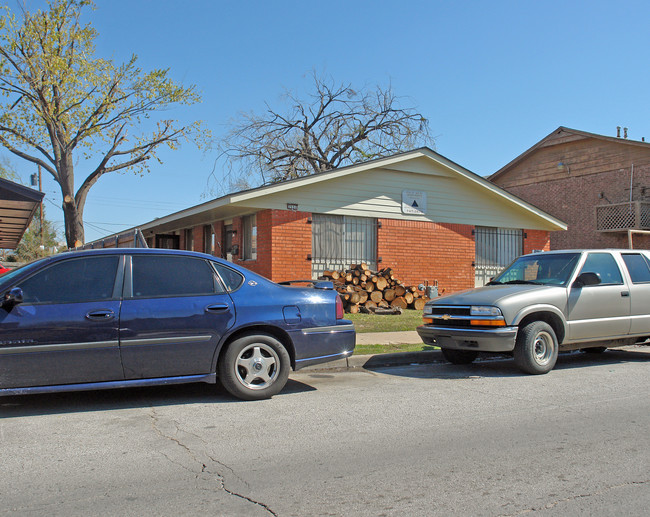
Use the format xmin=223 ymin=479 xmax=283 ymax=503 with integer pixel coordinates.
xmin=319 ymin=263 xmax=430 ymax=314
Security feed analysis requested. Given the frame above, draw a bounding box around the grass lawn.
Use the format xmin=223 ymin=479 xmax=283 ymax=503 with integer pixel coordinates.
xmin=346 ymin=310 xmax=425 ymax=333
xmin=354 ymin=343 xmax=437 ymax=355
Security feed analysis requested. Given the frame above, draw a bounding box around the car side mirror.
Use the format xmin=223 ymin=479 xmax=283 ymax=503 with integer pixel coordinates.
xmin=573 ymin=272 xmax=601 ymax=288
xmin=3 ymin=287 xmax=24 ymax=308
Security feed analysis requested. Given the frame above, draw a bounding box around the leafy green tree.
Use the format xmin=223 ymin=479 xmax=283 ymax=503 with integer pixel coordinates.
xmin=0 ymin=155 xmax=18 ymax=181
xmin=0 ymin=0 xmax=205 ymax=247
xmin=215 ymin=73 xmax=433 ymax=191
xmin=13 ymin=205 xmax=60 ymax=261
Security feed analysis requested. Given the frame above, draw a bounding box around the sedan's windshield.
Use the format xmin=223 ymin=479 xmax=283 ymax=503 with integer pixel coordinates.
xmin=488 ymin=253 xmax=581 ymax=287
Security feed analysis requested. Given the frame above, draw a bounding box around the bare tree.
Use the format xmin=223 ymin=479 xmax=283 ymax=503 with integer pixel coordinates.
xmin=0 ymin=0 xmax=206 ymax=247
xmin=215 ymin=73 xmax=433 ymax=191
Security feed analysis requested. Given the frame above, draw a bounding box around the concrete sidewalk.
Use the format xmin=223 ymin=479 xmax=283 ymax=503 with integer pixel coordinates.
xmin=303 ymin=330 xmax=442 ymax=371
xmin=355 ymin=330 xmax=422 ymax=345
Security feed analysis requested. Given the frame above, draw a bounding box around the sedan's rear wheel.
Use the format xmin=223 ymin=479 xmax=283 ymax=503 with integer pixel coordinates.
xmin=514 ymin=321 xmax=558 ymax=374
xmin=218 ymin=334 xmax=290 ymax=400
xmin=441 ymin=348 xmax=478 ymax=364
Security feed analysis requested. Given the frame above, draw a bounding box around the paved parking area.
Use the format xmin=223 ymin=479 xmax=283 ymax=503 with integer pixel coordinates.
xmin=1 ymin=347 xmax=649 ymax=516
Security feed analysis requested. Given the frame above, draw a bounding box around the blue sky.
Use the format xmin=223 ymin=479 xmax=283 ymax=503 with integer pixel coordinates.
xmin=5 ymin=0 xmax=650 ymax=243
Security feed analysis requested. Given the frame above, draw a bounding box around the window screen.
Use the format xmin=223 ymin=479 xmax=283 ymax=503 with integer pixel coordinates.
xmin=131 ymin=255 xmax=219 ymax=298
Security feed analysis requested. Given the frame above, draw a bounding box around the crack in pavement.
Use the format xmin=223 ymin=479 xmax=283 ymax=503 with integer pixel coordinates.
xmin=204 ymin=457 xmax=278 ymax=517
xmin=148 ymin=408 xmax=276 ymax=516
xmin=500 ymin=479 xmax=649 ymax=516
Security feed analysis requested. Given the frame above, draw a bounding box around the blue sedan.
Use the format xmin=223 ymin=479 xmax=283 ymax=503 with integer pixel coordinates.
xmin=0 ymin=249 xmax=355 ymax=400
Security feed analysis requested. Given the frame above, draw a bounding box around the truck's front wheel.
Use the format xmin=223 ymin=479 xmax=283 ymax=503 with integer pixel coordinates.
xmin=514 ymin=321 xmax=558 ymax=374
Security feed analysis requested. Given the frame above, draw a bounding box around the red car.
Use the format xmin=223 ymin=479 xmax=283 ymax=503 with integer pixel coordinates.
xmin=0 ymin=265 xmax=9 ymax=275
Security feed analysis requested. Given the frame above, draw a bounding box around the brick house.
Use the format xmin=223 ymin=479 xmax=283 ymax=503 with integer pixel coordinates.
xmin=89 ymin=148 xmax=565 ymax=294
xmin=490 ymin=126 xmax=650 ymax=250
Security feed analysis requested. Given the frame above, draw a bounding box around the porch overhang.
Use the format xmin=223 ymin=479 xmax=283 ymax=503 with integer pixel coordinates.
xmin=0 ymin=178 xmax=44 ymax=249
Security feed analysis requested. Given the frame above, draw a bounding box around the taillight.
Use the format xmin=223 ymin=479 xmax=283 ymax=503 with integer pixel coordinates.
xmin=336 ymin=295 xmax=344 ymax=319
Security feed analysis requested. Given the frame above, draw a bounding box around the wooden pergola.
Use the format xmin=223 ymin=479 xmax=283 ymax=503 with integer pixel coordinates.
xmin=0 ymin=177 xmax=44 ymax=249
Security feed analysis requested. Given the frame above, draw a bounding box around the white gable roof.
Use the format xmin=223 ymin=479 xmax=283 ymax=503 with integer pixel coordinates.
xmin=136 ymin=147 xmax=566 ymax=235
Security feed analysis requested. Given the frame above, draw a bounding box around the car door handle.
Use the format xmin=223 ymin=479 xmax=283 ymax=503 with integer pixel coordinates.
xmin=205 ymin=304 xmax=230 ymax=313
xmin=86 ymin=309 xmax=115 ymax=321
xmin=621 ymin=291 xmax=630 ymax=297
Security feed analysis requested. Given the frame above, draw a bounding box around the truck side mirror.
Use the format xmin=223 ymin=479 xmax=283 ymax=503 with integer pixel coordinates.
xmin=573 ymin=272 xmax=601 ymax=288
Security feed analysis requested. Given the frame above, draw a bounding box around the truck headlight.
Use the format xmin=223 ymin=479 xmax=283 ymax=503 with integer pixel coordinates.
xmin=470 ymin=306 xmax=502 ymax=317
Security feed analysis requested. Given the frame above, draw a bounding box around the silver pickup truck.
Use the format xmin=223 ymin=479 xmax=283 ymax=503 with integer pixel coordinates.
xmin=417 ymin=249 xmax=650 ymax=374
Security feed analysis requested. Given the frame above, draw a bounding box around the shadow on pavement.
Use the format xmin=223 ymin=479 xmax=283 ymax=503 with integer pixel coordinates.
xmin=0 ymin=378 xmax=316 ymax=418
xmin=364 ymin=347 xmax=650 ymax=380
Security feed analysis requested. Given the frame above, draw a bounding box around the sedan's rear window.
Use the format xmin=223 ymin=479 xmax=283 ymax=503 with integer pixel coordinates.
xmin=131 ymin=255 xmax=220 ymax=298
xmin=212 ymin=262 xmax=244 ymax=292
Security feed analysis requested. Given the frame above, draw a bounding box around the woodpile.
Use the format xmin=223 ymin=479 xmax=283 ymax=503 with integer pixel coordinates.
xmin=320 ymin=263 xmax=430 ymax=314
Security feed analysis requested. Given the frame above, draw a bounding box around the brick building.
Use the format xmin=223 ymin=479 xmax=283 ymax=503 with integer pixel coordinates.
xmin=490 ymin=126 xmax=650 ymax=250
xmin=89 ymin=148 xmax=565 ymax=294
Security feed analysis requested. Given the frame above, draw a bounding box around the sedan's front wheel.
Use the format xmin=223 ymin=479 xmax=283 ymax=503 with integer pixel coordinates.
xmin=219 ymin=334 xmax=291 ymax=400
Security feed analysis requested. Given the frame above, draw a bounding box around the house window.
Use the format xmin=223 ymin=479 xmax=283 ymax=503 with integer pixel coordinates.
xmin=184 ymin=229 xmax=194 ymax=251
xmin=204 ymin=225 xmax=214 ymax=255
xmin=311 ymin=214 xmax=377 ymax=278
xmin=474 ymin=227 xmax=523 ymax=287
xmin=242 ymin=214 xmax=257 ymax=260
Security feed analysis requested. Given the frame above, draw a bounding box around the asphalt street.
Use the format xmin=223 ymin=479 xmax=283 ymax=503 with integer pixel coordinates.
xmin=1 ymin=347 xmax=649 ymax=516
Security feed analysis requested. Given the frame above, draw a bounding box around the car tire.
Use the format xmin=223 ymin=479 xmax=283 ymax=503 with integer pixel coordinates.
xmin=441 ymin=348 xmax=479 ymax=365
xmin=218 ymin=333 xmax=291 ymax=401
xmin=514 ymin=321 xmax=558 ymax=375
xmin=581 ymin=346 xmax=607 ymax=354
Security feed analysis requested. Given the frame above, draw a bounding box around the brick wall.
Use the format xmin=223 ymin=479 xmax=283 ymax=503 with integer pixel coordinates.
xmin=493 ymin=135 xmax=650 ymax=250
xmin=176 ymin=211 xmax=551 ymax=294
xmin=505 ymin=167 xmax=650 ymax=250
xmin=228 ymin=209 xmax=311 ymax=282
xmin=377 ymin=219 xmax=475 ymax=295
xmin=193 ymin=226 xmax=204 ymax=253
xmin=269 ymin=210 xmax=312 ymax=281
xmin=523 ymin=230 xmax=551 ymax=254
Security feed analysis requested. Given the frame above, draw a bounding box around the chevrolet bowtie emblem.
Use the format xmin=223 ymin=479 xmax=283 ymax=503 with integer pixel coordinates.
xmin=442 ymin=314 xmax=451 ymax=320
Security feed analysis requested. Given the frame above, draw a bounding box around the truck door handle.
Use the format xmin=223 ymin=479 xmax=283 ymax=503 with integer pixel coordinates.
xmin=621 ymin=291 xmax=630 ymax=297
xmin=206 ymin=304 xmax=229 ymax=313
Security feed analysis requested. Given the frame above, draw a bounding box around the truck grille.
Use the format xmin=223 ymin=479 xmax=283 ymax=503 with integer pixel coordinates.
xmin=427 ymin=305 xmax=473 ymax=327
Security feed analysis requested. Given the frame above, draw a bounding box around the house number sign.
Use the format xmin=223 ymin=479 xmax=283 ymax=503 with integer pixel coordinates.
xmin=401 ymin=190 xmax=427 ymax=215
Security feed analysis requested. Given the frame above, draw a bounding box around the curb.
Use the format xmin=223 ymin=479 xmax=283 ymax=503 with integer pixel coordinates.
xmin=302 ymin=350 xmax=444 ymax=371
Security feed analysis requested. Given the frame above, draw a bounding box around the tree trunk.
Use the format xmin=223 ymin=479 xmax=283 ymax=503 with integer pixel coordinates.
xmin=59 ymin=157 xmax=85 ymax=248
xmin=61 ymin=191 xmax=85 ymax=248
